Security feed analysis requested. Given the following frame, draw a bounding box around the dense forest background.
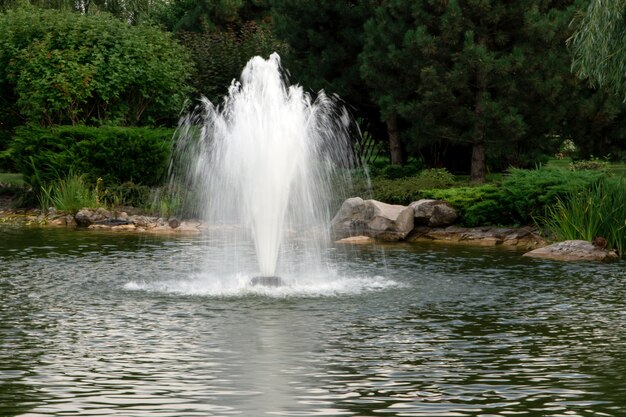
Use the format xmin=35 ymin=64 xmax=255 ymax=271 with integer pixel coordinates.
xmin=1 ymin=0 xmax=625 ymax=183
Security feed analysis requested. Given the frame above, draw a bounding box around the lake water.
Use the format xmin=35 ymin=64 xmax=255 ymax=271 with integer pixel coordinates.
xmin=1 ymin=227 xmax=625 ymax=416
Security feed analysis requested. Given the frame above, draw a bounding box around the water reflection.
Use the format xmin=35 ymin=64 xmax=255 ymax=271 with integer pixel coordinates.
xmin=1 ymin=228 xmax=625 ymax=416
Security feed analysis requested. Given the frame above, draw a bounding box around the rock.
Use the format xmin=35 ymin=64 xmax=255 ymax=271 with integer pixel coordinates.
xmin=407 ymin=225 xmax=545 ymax=249
xmin=111 ymin=224 xmax=137 ymax=231
xmin=74 ymin=207 xmax=111 ymax=227
xmin=336 ymin=235 xmax=374 ymax=244
xmin=115 ymin=211 xmax=130 ymax=222
xmin=331 ymin=197 xmax=370 ymax=238
xmin=130 ymin=215 xmax=158 ymax=228
xmin=168 ymin=218 xmax=180 ymax=229
xmin=48 ymin=217 xmax=67 ymax=226
xmin=331 ymin=198 xmax=414 ymax=241
xmin=523 ymin=240 xmax=619 ymax=261
xmin=65 ymin=215 xmax=77 ymax=227
xmin=367 ymin=200 xmax=414 ymax=241
xmin=409 ymin=199 xmax=458 ymax=227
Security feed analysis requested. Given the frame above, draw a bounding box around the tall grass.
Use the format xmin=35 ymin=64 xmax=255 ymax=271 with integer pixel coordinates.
xmin=40 ymin=173 xmax=97 ymax=214
xmin=543 ymin=177 xmax=626 ymax=257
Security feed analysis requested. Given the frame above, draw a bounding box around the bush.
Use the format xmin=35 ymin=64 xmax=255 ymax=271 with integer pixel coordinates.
xmin=359 ymin=166 xmax=606 ymax=227
xmin=101 ymin=181 xmax=152 ymax=208
xmin=178 ymin=21 xmax=285 ymax=103
xmin=423 ymin=185 xmax=504 ymax=227
xmin=0 ymin=5 xmax=192 ymax=126
xmin=418 ymin=168 xmax=456 ymax=187
xmin=8 ymin=125 xmax=174 ymax=188
xmin=498 ymin=167 xmax=605 ymax=224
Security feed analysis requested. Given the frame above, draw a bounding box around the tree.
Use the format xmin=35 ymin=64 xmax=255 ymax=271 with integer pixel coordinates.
xmin=360 ymin=0 xmax=614 ymax=181
xmin=0 ymin=5 xmax=192 ymax=127
xmin=271 ymin=0 xmax=381 ymax=147
xmin=0 ymin=0 xmax=169 ymax=25
xmin=569 ymin=0 xmax=626 ymax=101
xmin=178 ymin=20 xmax=285 ymax=103
xmin=158 ymin=0 xmax=271 ymax=33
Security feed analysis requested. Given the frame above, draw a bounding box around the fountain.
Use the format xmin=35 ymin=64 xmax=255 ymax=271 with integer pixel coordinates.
xmin=172 ymin=53 xmax=357 ymax=285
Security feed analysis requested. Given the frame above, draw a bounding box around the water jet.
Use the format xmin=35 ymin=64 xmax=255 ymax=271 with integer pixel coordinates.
xmin=172 ymin=53 xmax=356 ymax=282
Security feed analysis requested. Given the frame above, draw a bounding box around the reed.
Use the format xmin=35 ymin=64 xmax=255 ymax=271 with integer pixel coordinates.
xmin=543 ymin=177 xmax=626 ymax=257
xmin=41 ymin=172 xmax=97 ymax=214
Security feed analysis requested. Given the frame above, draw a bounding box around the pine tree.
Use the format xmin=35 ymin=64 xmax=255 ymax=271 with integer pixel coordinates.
xmin=360 ymin=0 xmax=613 ymax=181
xmin=271 ymin=0 xmax=376 ymax=125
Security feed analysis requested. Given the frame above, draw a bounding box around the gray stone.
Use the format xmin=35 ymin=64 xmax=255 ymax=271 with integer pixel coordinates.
xmin=331 ymin=198 xmax=414 ymax=241
xmin=330 ymin=197 xmax=369 ymax=238
xmin=523 ymin=240 xmax=619 ymax=262
xmin=407 ymin=225 xmax=545 ymax=249
xmin=74 ymin=207 xmax=112 ymax=227
xmin=409 ymin=199 xmax=458 ymax=227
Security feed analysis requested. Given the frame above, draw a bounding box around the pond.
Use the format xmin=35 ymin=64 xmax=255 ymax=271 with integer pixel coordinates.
xmin=1 ymin=227 xmax=625 ymax=416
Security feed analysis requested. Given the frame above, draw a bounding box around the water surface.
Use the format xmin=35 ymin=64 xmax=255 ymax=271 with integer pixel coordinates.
xmin=1 ymin=227 xmax=625 ymax=416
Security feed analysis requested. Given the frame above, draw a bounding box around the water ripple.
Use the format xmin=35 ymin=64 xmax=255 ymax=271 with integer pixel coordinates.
xmin=1 ymin=229 xmax=625 ymax=416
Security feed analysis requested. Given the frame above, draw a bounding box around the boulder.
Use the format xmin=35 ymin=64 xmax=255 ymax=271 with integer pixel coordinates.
xmin=129 ymin=215 xmax=158 ymax=228
xmin=523 ymin=240 xmax=618 ymax=262
xmin=330 ymin=197 xmax=369 ymax=238
xmin=331 ymin=198 xmax=414 ymax=241
xmin=74 ymin=207 xmax=112 ymax=227
xmin=409 ymin=199 xmax=458 ymax=227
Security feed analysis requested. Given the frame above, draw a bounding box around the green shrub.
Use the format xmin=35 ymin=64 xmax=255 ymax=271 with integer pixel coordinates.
xmin=8 ymin=125 xmax=174 ymax=188
xmin=379 ymin=164 xmax=416 ymax=179
xmin=360 ymin=166 xmax=605 ymax=227
xmin=418 ymin=168 xmax=456 ymax=187
xmin=543 ymin=177 xmax=626 ymax=257
xmin=423 ymin=185 xmax=504 ymax=227
xmin=0 ymin=5 xmax=192 ymax=126
xmin=499 ymin=167 xmax=604 ymax=224
xmin=102 ymin=181 xmax=152 ymax=208
xmin=363 ymin=167 xmax=456 ymax=205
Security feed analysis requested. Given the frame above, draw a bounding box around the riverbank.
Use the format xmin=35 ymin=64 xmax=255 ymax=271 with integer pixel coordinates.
xmin=0 ymin=205 xmax=545 ymax=249
xmin=0 ymin=202 xmax=619 ymax=262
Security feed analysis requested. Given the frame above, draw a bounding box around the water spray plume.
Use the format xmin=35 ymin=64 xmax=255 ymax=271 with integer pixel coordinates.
xmin=173 ymin=53 xmax=356 ymax=281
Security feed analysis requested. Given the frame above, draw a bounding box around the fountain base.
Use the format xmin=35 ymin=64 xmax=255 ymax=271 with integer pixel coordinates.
xmin=250 ymin=276 xmax=284 ymax=287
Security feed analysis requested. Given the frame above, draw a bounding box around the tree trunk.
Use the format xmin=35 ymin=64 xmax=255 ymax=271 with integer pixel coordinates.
xmin=470 ymin=141 xmax=486 ymax=183
xmin=470 ymin=38 xmax=488 ymax=184
xmin=387 ymin=112 xmax=406 ymax=165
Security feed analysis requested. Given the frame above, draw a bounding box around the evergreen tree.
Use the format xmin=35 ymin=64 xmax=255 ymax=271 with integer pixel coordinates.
xmin=360 ymin=0 xmax=615 ymax=181
xmin=160 ymin=0 xmax=270 ymax=33
xmin=271 ymin=0 xmax=378 ymax=133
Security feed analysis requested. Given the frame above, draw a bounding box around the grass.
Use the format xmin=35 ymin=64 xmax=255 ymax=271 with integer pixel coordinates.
xmin=546 ymin=157 xmax=626 ymax=176
xmin=0 ymin=172 xmax=24 ymax=186
xmin=40 ymin=173 xmax=98 ymax=214
xmin=542 ymin=177 xmax=626 ymax=258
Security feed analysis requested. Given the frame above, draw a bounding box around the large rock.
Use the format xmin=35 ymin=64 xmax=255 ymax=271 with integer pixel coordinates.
xmin=409 ymin=199 xmax=458 ymax=227
xmin=331 ymin=198 xmax=414 ymax=241
xmin=74 ymin=207 xmax=112 ymax=227
xmin=523 ymin=240 xmax=618 ymax=261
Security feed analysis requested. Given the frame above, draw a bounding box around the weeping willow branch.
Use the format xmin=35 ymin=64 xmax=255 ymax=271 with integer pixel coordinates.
xmin=568 ymin=0 xmax=626 ymax=101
